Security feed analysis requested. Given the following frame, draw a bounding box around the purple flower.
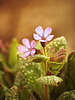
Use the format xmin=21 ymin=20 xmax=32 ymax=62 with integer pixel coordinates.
xmin=33 ymin=26 xmax=54 ymax=42
xmin=18 ymin=38 xmax=36 ymax=58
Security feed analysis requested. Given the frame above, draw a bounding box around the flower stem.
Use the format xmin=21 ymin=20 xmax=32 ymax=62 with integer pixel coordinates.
xmin=43 ymin=47 xmax=48 ymax=100
xmin=45 ymin=85 xmax=48 ymax=100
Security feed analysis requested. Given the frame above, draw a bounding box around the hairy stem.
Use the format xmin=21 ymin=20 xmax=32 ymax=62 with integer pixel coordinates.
xmin=43 ymin=47 xmax=48 ymax=100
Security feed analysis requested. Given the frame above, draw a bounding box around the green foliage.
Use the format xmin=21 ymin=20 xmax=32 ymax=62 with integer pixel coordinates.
xmin=0 ymin=71 xmax=5 ymax=84
xmin=0 ymin=53 xmax=9 ymax=70
xmin=5 ymin=86 xmax=19 ymax=100
xmin=65 ymin=52 xmax=75 ymax=90
xmin=46 ymin=36 xmax=67 ymax=76
xmin=5 ymin=86 xmax=37 ymax=100
xmin=8 ymin=38 xmax=18 ymax=67
xmin=57 ymin=90 xmax=75 ymax=100
xmin=0 ymin=82 xmax=8 ymax=99
xmin=20 ymin=86 xmax=31 ymax=100
xmin=14 ymin=71 xmax=26 ymax=89
xmin=36 ymin=75 xmax=63 ymax=86
xmin=17 ymin=52 xmax=44 ymax=100
xmin=3 ymin=71 xmax=15 ymax=88
xmin=46 ymin=36 xmax=67 ymax=53
xmin=20 ymin=86 xmax=37 ymax=100
xmin=35 ymin=41 xmax=43 ymax=52
xmin=0 ymin=38 xmax=19 ymax=99
xmin=50 ymin=52 xmax=75 ymax=100
xmin=27 ymin=54 xmax=50 ymax=63
xmin=48 ymin=62 xmax=64 ymax=75
xmin=0 ymin=36 xmax=68 ymax=100
xmin=17 ymin=52 xmax=41 ymax=88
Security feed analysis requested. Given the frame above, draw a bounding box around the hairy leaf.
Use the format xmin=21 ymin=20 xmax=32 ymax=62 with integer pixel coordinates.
xmin=27 ymin=54 xmax=50 ymax=63
xmin=17 ymin=52 xmax=44 ymax=100
xmin=57 ymin=90 xmax=75 ymax=100
xmin=65 ymin=52 xmax=75 ymax=90
xmin=14 ymin=71 xmax=26 ymax=89
xmin=48 ymin=62 xmax=64 ymax=75
xmin=36 ymin=76 xmax=63 ymax=86
xmin=46 ymin=36 xmax=67 ymax=54
xmin=5 ymin=86 xmax=19 ymax=100
xmin=17 ymin=52 xmax=41 ymax=88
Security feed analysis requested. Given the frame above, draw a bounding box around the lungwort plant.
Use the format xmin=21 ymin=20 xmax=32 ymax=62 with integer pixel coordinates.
xmin=1 ymin=28 xmax=75 ymax=100
xmin=17 ymin=26 xmax=67 ymax=100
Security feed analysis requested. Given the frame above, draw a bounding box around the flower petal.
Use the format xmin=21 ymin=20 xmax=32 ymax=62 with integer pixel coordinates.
xmin=44 ymin=27 xmax=52 ymax=37
xmin=31 ymin=40 xmax=36 ymax=48
xmin=35 ymin=26 xmax=43 ymax=37
xmin=22 ymin=38 xmax=30 ymax=48
xmin=39 ymin=40 xmax=47 ymax=42
xmin=31 ymin=49 xmax=36 ymax=56
xmin=33 ymin=34 xmax=41 ymax=40
xmin=22 ymin=51 xmax=30 ymax=58
xmin=18 ymin=45 xmax=28 ymax=53
xmin=46 ymin=35 xmax=54 ymax=41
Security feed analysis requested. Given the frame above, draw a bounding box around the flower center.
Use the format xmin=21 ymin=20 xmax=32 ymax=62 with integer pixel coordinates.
xmin=29 ymin=48 xmax=32 ymax=52
xmin=42 ymin=36 xmax=46 ymax=40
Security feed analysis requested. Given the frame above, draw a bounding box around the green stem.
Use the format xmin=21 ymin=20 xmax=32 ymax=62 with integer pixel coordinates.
xmin=43 ymin=47 xmax=48 ymax=100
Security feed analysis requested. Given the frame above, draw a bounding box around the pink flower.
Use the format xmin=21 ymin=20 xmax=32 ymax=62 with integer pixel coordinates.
xmin=33 ymin=26 xmax=54 ymax=42
xmin=18 ymin=38 xmax=36 ymax=58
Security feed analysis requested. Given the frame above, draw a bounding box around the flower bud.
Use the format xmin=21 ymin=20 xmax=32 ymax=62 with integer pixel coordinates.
xmin=51 ymin=55 xmax=65 ymax=62
xmin=50 ymin=48 xmax=66 ymax=62
xmin=40 ymin=42 xmax=45 ymax=47
xmin=53 ymin=49 xmax=65 ymax=58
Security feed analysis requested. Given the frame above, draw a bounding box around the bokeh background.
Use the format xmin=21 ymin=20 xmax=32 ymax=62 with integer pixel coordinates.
xmin=0 ymin=0 xmax=75 ymax=55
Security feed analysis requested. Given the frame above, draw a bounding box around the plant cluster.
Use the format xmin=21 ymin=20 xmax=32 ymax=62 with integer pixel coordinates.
xmin=0 ymin=26 xmax=75 ymax=100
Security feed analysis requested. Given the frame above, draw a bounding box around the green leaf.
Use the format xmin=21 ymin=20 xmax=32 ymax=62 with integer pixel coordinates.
xmin=57 ymin=90 xmax=75 ymax=100
xmin=46 ymin=36 xmax=67 ymax=76
xmin=0 ymin=71 xmax=5 ymax=84
xmin=46 ymin=36 xmax=67 ymax=54
xmin=17 ymin=52 xmax=44 ymax=100
xmin=35 ymin=41 xmax=43 ymax=51
xmin=0 ymin=53 xmax=9 ymax=69
xmin=17 ymin=52 xmax=41 ymax=88
xmin=0 ymin=82 xmax=5 ymax=100
xmin=0 ymin=82 xmax=8 ymax=99
xmin=14 ymin=71 xmax=26 ymax=89
xmin=8 ymin=38 xmax=18 ymax=66
xmin=5 ymin=86 xmax=19 ymax=100
xmin=20 ymin=86 xmax=31 ymax=100
xmin=20 ymin=86 xmax=37 ymax=100
xmin=48 ymin=62 xmax=64 ymax=75
xmin=36 ymin=76 xmax=63 ymax=86
xmin=50 ymin=52 xmax=75 ymax=99
xmin=65 ymin=52 xmax=75 ymax=90
xmin=3 ymin=71 xmax=15 ymax=88
xmin=27 ymin=54 xmax=50 ymax=63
